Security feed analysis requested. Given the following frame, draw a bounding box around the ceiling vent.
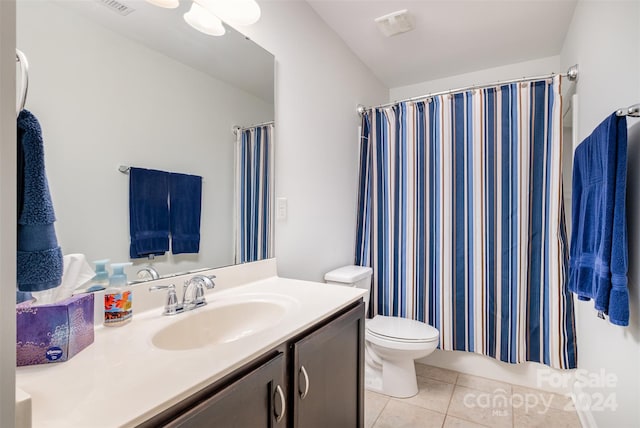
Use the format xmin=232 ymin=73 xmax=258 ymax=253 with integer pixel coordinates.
xmin=375 ymin=9 xmax=414 ymax=37
xmin=97 ymin=0 xmax=136 ymax=16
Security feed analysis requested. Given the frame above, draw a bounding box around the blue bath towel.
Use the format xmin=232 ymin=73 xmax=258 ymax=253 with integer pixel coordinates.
xmin=129 ymin=167 xmax=170 ymax=258
xmin=169 ymin=172 xmax=202 ymax=254
xmin=569 ymin=113 xmax=629 ymax=326
xmin=16 ymin=110 xmax=63 ymax=292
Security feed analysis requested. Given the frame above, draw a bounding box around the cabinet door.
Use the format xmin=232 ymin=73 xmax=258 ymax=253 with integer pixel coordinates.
xmin=166 ymin=352 xmax=287 ymax=428
xmin=292 ymin=302 xmax=365 ymax=428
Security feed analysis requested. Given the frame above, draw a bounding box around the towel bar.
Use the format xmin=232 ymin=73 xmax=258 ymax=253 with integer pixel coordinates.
xmin=118 ymin=165 xmax=204 ymax=182
xmin=615 ymin=103 xmax=640 ymax=117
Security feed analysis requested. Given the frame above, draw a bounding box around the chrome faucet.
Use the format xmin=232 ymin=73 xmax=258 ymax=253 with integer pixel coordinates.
xmin=137 ymin=266 xmax=160 ymax=281
xmin=149 ymin=275 xmax=216 ymax=316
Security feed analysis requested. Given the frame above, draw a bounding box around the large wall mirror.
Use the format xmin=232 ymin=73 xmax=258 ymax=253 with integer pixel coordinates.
xmin=17 ymin=0 xmax=275 ymax=281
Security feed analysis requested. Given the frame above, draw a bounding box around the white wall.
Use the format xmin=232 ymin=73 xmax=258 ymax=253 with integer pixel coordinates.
xmin=560 ymin=1 xmax=640 ymax=426
xmin=391 ymin=55 xmax=561 ymax=101
xmin=17 ymin=2 xmax=273 ymax=278
xmin=236 ymin=1 xmax=388 ymax=282
xmin=0 ymin=2 xmax=16 ymax=426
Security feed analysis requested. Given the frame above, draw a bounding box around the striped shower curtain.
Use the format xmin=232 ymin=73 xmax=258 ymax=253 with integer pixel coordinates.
xmin=355 ymin=76 xmax=577 ymax=369
xmin=234 ymin=124 xmax=274 ymax=264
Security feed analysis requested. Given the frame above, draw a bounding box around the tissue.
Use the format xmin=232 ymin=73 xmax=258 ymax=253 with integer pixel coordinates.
xmin=31 ymin=254 xmax=95 ymax=305
xmin=16 ymin=293 xmax=94 ymax=366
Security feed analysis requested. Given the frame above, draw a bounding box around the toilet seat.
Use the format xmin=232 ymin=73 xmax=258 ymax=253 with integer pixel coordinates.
xmin=366 ymin=315 xmax=439 ymax=343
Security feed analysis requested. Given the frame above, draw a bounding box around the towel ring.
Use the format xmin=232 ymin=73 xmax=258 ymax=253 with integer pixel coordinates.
xmin=16 ymin=49 xmax=29 ymax=117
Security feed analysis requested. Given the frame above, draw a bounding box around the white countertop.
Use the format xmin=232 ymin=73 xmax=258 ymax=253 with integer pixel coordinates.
xmin=16 ymin=265 xmax=365 ymax=428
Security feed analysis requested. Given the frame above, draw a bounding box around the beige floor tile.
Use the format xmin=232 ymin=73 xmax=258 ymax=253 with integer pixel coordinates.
xmin=443 ymin=415 xmax=491 ymax=428
xmin=512 ymin=385 xmax=574 ymax=412
xmin=373 ymin=400 xmax=446 ymax=428
xmin=456 ymin=373 xmax=513 ymax=394
xmin=416 ymin=363 xmax=459 ymax=384
xmin=365 ymin=390 xmax=390 ymax=428
xmin=393 ymin=377 xmax=455 ymax=413
xmin=513 ymin=403 xmax=582 ymax=427
xmin=447 ymin=385 xmax=513 ymax=428
xmin=366 ymin=364 xmax=582 ymax=428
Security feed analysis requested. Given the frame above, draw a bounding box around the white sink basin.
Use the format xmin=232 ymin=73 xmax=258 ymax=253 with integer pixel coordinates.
xmin=151 ymin=295 xmax=294 ymax=351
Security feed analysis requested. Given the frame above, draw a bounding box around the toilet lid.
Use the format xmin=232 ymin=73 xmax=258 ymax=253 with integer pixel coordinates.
xmin=367 ymin=315 xmax=439 ymax=342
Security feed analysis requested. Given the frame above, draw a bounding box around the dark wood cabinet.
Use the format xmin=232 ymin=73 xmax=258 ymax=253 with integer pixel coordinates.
xmin=165 ymin=352 xmax=286 ymax=428
xmin=291 ymin=302 xmax=365 ymax=428
xmin=140 ymin=300 xmax=364 ymax=428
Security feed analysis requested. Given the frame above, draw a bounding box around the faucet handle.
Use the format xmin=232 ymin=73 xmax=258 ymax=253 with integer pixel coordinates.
xmin=202 ymin=275 xmax=216 ymax=289
xmin=149 ymin=284 xmax=180 ymax=316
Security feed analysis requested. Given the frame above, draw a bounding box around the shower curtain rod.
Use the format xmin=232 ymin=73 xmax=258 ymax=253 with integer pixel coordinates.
xmin=357 ymin=64 xmax=579 ymax=116
xmin=232 ymin=120 xmax=274 ymax=135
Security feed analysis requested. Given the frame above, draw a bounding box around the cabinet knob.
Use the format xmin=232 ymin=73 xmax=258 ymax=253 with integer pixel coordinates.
xmin=299 ymin=365 xmax=310 ymax=400
xmin=273 ymin=384 xmax=286 ymax=423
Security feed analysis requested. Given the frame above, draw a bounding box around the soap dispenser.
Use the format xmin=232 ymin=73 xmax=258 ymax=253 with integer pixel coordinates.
xmin=87 ymin=259 xmax=110 ymax=292
xmin=104 ymin=262 xmax=133 ymax=327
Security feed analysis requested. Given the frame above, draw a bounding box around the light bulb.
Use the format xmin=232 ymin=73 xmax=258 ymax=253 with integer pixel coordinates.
xmin=198 ymin=0 xmax=261 ymax=26
xmin=184 ymin=1 xmax=226 ymax=36
xmin=145 ymin=0 xmax=180 ymax=9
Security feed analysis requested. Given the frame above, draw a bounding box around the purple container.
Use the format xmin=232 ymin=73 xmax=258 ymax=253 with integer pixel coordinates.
xmin=16 ymin=293 xmax=95 ymax=366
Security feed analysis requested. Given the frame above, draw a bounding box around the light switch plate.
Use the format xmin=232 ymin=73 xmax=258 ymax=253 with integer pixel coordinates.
xmin=277 ymin=197 xmax=287 ymax=220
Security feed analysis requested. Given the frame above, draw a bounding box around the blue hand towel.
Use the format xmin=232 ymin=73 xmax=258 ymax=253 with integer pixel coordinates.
xmin=569 ymin=113 xmax=629 ymax=326
xmin=129 ymin=167 xmax=170 ymax=258
xmin=16 ymin=110 xmax=63 ymax=292
xmin=169 ymin=173 xmax=202 ymax=254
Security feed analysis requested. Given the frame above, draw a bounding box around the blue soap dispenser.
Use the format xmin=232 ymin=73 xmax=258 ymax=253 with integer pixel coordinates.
xmin=104 ymin=262 xmax=133 ymax=327
xmin=87 ymin=259 xmax=110 ymax=292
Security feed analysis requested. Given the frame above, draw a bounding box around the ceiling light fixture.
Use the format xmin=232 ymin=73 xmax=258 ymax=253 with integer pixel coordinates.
xmin=145 ymin=0 xmax=261 ymax=37
xmin=375 ymin=9 xmax=414 ymax=37
xmin=183 ymin=1 xmax=226 ymax=36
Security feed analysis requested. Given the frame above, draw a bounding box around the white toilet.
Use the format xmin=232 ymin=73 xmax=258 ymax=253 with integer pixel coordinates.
xmin=325 ymin=265 xmax=440 ymax=398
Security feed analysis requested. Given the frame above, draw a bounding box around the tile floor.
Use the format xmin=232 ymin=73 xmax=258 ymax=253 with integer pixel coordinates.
xmin=365 ymin=363 xmax=582 ymax=428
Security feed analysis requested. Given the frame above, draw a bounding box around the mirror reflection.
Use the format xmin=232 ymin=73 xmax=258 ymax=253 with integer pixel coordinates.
xmin=17 ymin=0 xmax=275 ymax=281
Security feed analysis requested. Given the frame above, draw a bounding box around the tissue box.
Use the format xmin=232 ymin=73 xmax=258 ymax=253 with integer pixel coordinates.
xmin=16 ymin=293 xmax=94 ymax=366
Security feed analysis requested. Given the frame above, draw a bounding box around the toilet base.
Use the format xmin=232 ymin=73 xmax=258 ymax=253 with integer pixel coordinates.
xmin=383 ymin=358 xmax=419 ymax=398
xmin=364 ymin=357 xmax=419 ymax=398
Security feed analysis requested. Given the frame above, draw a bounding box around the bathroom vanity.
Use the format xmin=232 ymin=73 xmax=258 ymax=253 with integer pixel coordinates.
xmin=143 ymin=301 xmax=364 ymax=427
xmin=15 ymin=260 xmax=366 ymax=427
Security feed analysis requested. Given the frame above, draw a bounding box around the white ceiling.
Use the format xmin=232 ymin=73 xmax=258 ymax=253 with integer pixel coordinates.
xmin=306 ymin=0 xmax=578 ymax=88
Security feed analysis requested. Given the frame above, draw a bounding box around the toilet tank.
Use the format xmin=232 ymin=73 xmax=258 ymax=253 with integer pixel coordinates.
xmin=324 ymin=265 xmax=372 ymax=308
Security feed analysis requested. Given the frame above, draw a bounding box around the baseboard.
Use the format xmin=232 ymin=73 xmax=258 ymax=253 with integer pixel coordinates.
xmin=572 ymin=382 xmax=598 ymax=428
